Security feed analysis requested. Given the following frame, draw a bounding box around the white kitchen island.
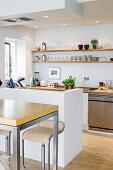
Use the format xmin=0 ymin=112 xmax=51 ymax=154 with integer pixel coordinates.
xmin=0 ymin=88 xmax=83 ymax=168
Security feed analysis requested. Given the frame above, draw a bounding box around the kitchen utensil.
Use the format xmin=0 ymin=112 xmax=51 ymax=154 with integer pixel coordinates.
xmin=42 ymin=54 xmax=46 ymax=61
xmin=99 ymin=82 xmax=105 ymax=87
xmin=30 ymin=76 xmax=36 ymax=87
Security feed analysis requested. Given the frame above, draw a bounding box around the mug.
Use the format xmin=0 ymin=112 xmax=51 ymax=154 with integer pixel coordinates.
xmin=99 ymin=82 xmax=105 ymax=87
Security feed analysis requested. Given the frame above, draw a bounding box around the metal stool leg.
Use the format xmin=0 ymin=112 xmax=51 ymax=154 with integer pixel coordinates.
xmin=48 ymin=140 xmax=50 ymax=170
xmin=5 ymin=132 xmax=11 ymax=156
xmin=7 ymin=132 xmax=11 ymax=156
xmin=41 ymin=144 xmax=45 ymax=170
xmin=5 ymin=136 xmax=8 ymax=155
xmin=22 ymin=139 xmax=26 ymax=168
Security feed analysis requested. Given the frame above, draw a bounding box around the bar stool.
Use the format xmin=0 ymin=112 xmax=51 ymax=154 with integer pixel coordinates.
xmin=0 ymin=130 xmax=11 ymax=156
xmin=22 ymin=120 xmax=65 ymax=170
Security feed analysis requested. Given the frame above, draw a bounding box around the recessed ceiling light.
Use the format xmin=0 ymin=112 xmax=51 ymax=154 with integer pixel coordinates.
xmin=96 ymin=21 xmax=99 ymax=23
xmin=62 ymin=24 xmax=67 ymax=26
xmin=35 ymin=26 xmax=38 ymax=28
xmin=43 ymin=16 xmax=48 ymax=18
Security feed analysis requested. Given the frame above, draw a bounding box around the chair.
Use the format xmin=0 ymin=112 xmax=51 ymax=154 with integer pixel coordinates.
xmin=0 ymin=130 xmax=11 ymax=156
xmin=22 ymin=120 xmax=65 ymax=170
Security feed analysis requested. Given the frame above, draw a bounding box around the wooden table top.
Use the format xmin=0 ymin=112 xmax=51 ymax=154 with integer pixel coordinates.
xmin=0 ymin=99 xmax=58 ymax=126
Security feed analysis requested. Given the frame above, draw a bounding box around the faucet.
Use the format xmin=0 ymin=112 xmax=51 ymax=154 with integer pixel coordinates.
xmin=84 ymin=77 xmax=89 ymax=83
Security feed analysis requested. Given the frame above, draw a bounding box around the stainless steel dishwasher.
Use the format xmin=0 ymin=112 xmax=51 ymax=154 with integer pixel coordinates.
xmin=88 ymin=94 xmax=113 ymax=132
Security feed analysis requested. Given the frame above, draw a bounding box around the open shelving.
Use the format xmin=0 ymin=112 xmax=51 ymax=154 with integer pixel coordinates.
xmin=32 ymin=61 xmax=113 ymax=63
xmin=32 ymin=49 xmax=113 ymax=53
xmin=32 ymin=48 xmax=113 ymax=63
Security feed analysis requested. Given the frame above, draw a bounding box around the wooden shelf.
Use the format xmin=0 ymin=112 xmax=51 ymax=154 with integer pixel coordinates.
xmin=32 ymin=49 xmax=113 ymax=53
xmin=32 ymin=61 xmax=113 ymax=63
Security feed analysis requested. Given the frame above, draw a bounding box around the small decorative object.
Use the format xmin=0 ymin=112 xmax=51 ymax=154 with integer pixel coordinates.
xmin=38 ymin=46 xmax=41 ymax=51
xmin=41 ymin=42 xmax=46 ymax=51
xmin=83 ymin=55 xmax=87 ymax=61
xmin=47 ymin=83 xmax=58 ymax=88
xmin=78 ymin=45 xmax=83 ymax=50
xmin=68 ymin=76 xmax=76 ymax=89
xmin=93 ymin=57 xmax=98 ymax=61
xmin=88 ymin=55 xmax=92 ymax=61
xmin=62 ymin=79 xmax=69 ymax=89
xmin=91 ymin=39 xmax=98 ymax=49
xmin=35 ymin=46 xmax=38 ymax=51
xmin=110 ymin=58 xmax=113 ymax=61
xmin=84 ymin=44 xmax=89 ymax=50
xmin=40 ymin=80 xmax=47 ymax=87
xmin=48 ymin=67 xmax=61 ymax=80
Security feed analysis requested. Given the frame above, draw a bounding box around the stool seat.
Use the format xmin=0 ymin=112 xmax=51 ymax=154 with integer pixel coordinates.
xmin=22 ymin=120 xmax=65 ymax=170
xmin=23 ymin=120 xmax=64 ymax=144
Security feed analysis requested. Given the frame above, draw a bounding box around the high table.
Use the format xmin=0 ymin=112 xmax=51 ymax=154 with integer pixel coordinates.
xmin=0 ymin=99 xmax=58 ymax=170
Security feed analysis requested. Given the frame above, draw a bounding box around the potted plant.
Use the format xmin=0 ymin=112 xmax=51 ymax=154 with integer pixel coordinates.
xmin=91 ymin=39 xmax=98 ymax=49
xmin=62 ymin=79 xmax=69 ymax=89
xmin=68 ymin=76 xmax=76 ymax=89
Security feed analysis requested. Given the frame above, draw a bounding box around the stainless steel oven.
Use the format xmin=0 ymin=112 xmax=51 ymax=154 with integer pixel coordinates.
xmin=88 ymin=94 xmax=113 ymax=132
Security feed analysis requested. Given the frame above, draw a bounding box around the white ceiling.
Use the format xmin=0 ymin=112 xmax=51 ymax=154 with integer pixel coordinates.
xmin=0 ymin=0 xmax=113 ymax=29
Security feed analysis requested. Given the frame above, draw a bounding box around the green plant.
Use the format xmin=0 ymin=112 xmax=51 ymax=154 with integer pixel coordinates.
xmin=68 ymin=76 xmax=76 ymax=86
xmin=91 ymin=39 xmax=98 ymax=45
xmin=62 ymin=79 xmax=69 ymax=86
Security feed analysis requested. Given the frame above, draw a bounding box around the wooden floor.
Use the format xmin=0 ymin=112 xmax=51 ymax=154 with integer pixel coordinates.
xmin=10 ymin=131 xmax=113 ymax=170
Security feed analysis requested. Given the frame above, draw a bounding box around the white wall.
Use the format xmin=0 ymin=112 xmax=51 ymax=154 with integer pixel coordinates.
xmin=0 ymin=26 xmax=35 ymax=85
xmin=35 ymin=24 xmax=113 ymax=87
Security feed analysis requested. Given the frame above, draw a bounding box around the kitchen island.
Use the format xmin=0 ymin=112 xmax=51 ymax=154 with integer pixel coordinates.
xmin=0 ymin=88 xmax=83 ymax=168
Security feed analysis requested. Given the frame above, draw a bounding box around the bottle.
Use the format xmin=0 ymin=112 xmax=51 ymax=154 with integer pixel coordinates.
xmin=34 ymin=72 xmax=40 ymax=86
xmin=42 ymin=54 xmax=46 ymax=61
xmin=42 ymin=42 xmax=46 ymax=51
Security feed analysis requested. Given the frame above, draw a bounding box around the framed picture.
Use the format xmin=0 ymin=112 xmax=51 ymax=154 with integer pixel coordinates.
xmin=48 ymin=67 xmax=61 ymax=79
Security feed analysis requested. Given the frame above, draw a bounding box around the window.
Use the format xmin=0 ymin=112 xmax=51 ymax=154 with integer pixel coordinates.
xmin=5 ymin=42 xmax=11 ymax=80
xmin=5 ymin=38 xmax=26 ymax=81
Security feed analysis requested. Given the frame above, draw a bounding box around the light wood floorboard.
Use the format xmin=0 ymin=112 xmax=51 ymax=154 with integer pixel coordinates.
xmin=9 ymin=131 xmax=113 ymax=170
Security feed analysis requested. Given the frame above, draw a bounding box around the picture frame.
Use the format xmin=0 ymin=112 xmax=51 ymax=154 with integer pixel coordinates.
xmin=48 ymin=67 xmax=61 ymax=80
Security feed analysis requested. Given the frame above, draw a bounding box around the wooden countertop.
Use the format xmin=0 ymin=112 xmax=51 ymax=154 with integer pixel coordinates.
xmin=29 ymin=86 xmax=66 ymax=91
xmin=24 ymin=86 xmax=92 ymax=91
xmin=0 ymin=99 xmax=58 ymax=126
xmin=84 ymin=90 xmax=113 ymax=95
